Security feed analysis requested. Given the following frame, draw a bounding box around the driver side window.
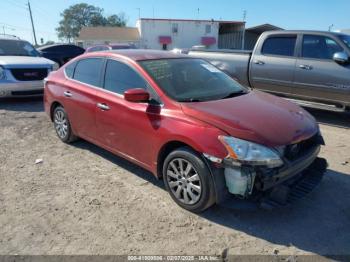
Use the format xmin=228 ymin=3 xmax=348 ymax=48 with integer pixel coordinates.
xmin=103 ymin=59 xmax=161 ymax=104
xmin=103 ymin=59 xmax=148 ymax=95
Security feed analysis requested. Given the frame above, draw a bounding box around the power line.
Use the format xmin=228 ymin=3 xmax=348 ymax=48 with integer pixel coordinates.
xmin=3 ymin=0 xmax=27 ymax=10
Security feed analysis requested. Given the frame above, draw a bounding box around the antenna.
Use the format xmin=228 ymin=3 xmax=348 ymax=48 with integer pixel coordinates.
xmin=136 ymin=8 xmax=141 ymax=20
xmin=243 ymin=10 xmax=247 ymax=22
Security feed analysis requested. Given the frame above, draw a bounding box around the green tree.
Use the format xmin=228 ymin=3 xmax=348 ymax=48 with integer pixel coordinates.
xmin=56 ymin=3 xmax=127 ymax=42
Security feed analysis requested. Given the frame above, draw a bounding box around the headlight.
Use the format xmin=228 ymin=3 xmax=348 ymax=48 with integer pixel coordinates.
xmin=219 ymin=136 xmax=283 ymax=168
xmin=0 ymin=66 xmax=6 ymax=80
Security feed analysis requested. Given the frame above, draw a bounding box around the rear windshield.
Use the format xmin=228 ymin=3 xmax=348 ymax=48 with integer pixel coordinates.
xmin=0 ymin=40 xmax=40 ymax=57
xmin=139 ymin=58 xmax=247 ymax=102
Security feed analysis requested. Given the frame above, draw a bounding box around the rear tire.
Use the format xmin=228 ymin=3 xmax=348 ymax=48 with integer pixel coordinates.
xmin=53 ymin=106 xmax=78 ymax=143
xmin=163 ymin=147 xmax=215 ymax=213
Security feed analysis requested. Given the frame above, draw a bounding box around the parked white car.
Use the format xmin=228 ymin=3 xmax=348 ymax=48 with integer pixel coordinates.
xmin=0 ymin=35 xmax=58 ymax=98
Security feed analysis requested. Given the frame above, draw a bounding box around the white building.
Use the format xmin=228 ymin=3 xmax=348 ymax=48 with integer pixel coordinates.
xmin=136 ymin=18 xmax=245 ymax=50
xmin=339 ymin=29 xmax=350 ymax=35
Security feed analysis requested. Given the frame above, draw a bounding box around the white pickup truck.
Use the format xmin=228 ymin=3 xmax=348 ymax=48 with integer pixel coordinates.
xmin=0 ymin=35 xmax=58 ymax=98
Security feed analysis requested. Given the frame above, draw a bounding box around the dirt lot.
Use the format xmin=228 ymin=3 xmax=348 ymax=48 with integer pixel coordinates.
xmin=0 ymin=97 xmax=349 ymax=257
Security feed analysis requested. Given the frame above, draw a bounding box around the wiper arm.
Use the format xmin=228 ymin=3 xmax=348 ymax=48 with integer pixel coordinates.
xmin=221 ymin=90 xmax=246 ymax=99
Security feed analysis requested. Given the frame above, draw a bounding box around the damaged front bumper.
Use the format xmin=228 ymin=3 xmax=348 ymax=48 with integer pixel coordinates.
xmin=205 ymin=143 xmax=328 ymax=209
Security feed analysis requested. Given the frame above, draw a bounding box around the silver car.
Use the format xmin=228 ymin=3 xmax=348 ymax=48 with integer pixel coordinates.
xmin=0 ymin=35 xmax=58 ymax=98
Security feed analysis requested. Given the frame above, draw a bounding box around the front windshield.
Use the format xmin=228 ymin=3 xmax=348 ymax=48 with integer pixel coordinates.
xmin=139 ymin=58 xmax=247 ymax=102
xmin=339 ymin=35 xmax=350 ymax=49
xmin=0 ymin=39 xmax=40 ymax=57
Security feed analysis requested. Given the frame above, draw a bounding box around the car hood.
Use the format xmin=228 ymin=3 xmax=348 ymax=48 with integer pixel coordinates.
xmin=0 ymin=56 xmax=55 ymax=68
xmin=181 ymin=90 xmax=318 ymax=147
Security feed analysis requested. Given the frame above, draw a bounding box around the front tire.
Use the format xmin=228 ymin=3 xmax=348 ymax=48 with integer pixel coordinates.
xmin=163 ymin=147 xmax=215 ymax=213
xmin=53 ymin=106 xmax=77 ymax=143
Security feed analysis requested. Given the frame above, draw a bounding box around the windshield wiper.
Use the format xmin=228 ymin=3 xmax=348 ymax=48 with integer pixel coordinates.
xmin=221 ymin=90 xmax=247 ymax=99
xmin=178 ymin=98 xmax=202 ymax=102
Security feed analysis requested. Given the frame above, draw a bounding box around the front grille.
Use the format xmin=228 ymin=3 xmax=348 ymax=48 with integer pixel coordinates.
xmin=284 ymin=134 xmax=321 ymax=161
xmin=11 ymin=68 xmax=48 ymax=81
xmin=11 ymin=90 xmax=43 ymax=96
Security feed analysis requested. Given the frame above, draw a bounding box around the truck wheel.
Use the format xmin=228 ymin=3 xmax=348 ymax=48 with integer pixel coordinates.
xmin=53 ymin=106 xmax=77 ymax=143
xmin=163 ymin=147 xmax=215 ymax=213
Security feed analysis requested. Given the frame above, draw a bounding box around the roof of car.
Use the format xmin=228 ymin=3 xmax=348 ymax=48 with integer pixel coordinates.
xmin=0 ymin=35 xmax=22 ymax=40
xmin=263 ymin=30 xmax=348 ymax=37
xmin=37 ymin=44 xmax=83 ymax=50
xmin=98 ymin=49 xmax=189 ymax=61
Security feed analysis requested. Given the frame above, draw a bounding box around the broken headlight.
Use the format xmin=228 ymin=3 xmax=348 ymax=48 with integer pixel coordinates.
xmin=219 ymin=135 xmax=283 ymax=168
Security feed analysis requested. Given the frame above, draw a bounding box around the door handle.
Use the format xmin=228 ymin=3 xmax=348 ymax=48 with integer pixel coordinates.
xmin=97 ymin=103 xmax=110 ymax=111
xmin=64 ymin=91 xmax=72 ymax=97
xmin=299 ymin=64 xmax=313 ymax=70
xmin=253 ymin=60 xmax=265 ymax=65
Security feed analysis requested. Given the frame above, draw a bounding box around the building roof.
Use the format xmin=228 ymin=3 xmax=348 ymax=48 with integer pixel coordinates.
xmin=83 ymin=49 xmax=188 ymax=61
xmin=246 ymin=24 xmax=283 ymax=34
xmin=139 ymin=18 xmax=245 ymax=24
xmin=76 ymin=27 xmax=140 ymax=41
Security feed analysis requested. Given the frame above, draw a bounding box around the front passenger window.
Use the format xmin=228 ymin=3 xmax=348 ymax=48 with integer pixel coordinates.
xmin=302 ymin=35 xmax=343 ymax=60
xmin=104 ymin=60 xmax=148 ymax=94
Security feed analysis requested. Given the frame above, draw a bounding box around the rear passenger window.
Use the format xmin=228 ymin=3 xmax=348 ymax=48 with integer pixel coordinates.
xmin=261 ymin=36 xmax=297 ymax=57
xmin=104 ymin=60 xmax=147 ymax=94
xmin=73 ymin=58 xmax=104 ymax=87
xmin=65 ymin=61 xmax=76 ymax=78
xmin=302 ymin=35 xmax=343 ymax=60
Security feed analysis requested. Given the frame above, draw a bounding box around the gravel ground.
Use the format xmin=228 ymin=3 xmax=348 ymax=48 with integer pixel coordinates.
xmin=0 ymin=97 xmax=349 ymax=257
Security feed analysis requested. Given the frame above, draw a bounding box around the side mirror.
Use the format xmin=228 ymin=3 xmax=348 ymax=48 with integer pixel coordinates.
xmin=333 ymin=52 xmax=349 ymax=65
xmin=124 ymin=88 xmax=150 ymax=103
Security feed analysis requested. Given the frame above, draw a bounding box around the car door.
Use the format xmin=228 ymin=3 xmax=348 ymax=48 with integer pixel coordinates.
xmin=250 ymin=34 xmax=297 ymax=95
xmin=95 ymin=58 xmax=162 ymax=169
xmin=293 ymin=34 xmax=350 ymax=105
xmin=63 ymin=57 xmax=104 ymax=141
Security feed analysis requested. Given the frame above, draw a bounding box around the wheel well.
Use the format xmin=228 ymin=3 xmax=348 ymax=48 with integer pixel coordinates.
xmin=50 ymin=101 xmax=62 ymax=121
xmin=157 ymin=141 xmax=199 ymax=178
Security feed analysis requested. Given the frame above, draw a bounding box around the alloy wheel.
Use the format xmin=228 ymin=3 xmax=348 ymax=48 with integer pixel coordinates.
xmin=166 ymin=158 xmax=202 ymax=205
xmin=54 ymin=109 xmax=68 ymax=139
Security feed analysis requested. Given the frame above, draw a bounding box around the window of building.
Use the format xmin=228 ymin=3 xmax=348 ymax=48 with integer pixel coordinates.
xmin=205 ymin=25 xmax=211 ymax=34
xmin=172 ymin=23 xmax=178 ymax=34
xmin=103 ymin=59 xmax=148 ymax=95
xmin=302 ymin=35 xmax=343 ymax=60
xmin=73 ymin=58 xmax=104 ymax=87
xmin=261 ymin=36 xmax=297 ymax=57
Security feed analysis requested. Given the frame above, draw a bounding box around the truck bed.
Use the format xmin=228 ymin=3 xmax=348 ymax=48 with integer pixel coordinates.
xmin=189 ymin=49 xmax=252 ymax=87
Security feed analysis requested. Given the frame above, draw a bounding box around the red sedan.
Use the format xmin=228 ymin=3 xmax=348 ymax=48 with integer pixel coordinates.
xmin=44 ymin=50 xmax=326 ymax=212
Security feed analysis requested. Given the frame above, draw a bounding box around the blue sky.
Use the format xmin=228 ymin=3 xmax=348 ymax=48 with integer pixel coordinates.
xmin=1 ymin=0 xmax=349 ymax=44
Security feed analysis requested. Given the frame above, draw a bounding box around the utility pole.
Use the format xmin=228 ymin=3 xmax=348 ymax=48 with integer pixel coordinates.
xmin=241 ymin=10 xmax=247 ymax=50
xmin=27 ymin=0 xmax=38 ymax=46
